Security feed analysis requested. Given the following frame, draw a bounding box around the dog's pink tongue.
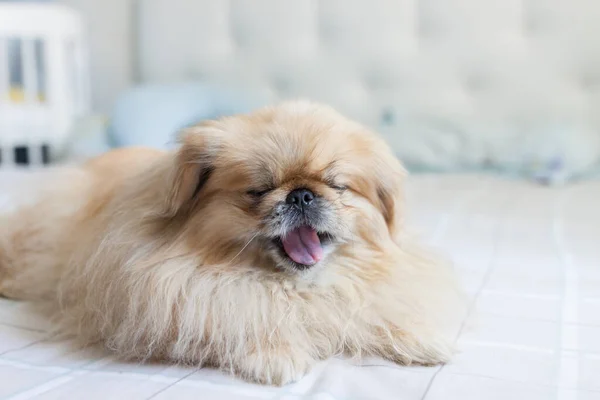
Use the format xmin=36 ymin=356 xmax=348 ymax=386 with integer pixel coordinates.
xmin=282 ymin=226 xmax=323 ymax=265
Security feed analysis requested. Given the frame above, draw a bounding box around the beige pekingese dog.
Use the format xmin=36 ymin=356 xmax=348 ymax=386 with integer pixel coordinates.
xmin=0 ymin=101 xmax=463 ymax=385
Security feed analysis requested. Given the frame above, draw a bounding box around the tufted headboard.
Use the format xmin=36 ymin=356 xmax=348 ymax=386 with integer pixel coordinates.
xmin=64 ymin=0 xmax=600 ymax=180
xmin=137 ymin=0 xmax=600 ymax=118
xmin=135 ymin=0 xmax=600 ymax=178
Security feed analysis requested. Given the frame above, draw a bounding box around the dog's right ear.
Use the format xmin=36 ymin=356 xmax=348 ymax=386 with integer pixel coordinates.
xmin=164 ymin=124 xmax=220 ymax=216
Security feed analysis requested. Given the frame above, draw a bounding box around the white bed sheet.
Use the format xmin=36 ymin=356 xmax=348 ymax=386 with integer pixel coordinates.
xmin=0 ymin=172 xmax=599 ymax=399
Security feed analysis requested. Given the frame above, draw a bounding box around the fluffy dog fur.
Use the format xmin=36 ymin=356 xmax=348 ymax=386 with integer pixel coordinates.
xmin=0 ymin=101 xmax=463 ymax=385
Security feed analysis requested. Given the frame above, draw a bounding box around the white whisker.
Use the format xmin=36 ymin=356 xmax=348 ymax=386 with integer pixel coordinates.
xmin=229 ymin=232 xmax=260 ymax=263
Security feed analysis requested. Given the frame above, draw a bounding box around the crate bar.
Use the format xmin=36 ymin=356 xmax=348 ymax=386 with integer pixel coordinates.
xmin=0 ymin=37 xmax=8 ymax=102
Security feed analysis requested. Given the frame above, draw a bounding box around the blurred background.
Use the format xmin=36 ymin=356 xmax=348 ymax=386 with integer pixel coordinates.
xmin=2 ymin=0 xmax=600 ymax=184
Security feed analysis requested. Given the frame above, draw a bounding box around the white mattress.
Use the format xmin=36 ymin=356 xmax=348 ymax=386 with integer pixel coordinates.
xmin=0 ymin=172 xmax=599 ymax=399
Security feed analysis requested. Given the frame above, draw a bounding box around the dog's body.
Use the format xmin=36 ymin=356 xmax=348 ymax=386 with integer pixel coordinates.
xmin=0 ymin=102 xmax=463 ymax=385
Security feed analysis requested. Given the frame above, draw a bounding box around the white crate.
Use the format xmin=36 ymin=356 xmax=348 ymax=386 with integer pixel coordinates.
xmin=0 ymin=3 xmax=89 ymax=167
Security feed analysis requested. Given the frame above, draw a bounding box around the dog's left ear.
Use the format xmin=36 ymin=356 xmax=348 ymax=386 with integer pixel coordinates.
xmin=374 ymin=147 xmax=406 ymax=240
xmin=164 ymin=124 xmax=220 ymax=216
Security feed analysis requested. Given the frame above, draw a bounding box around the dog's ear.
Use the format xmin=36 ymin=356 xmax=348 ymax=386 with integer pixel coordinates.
xmin=165 ymin=124 xmax=220 ymax=216
xmin=373 ymin=145 xmax=406 ymax=240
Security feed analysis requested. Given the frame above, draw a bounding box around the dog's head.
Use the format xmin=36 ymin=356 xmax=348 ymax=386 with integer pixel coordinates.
xmin=163 ymin=101 xmax=405 ymax=275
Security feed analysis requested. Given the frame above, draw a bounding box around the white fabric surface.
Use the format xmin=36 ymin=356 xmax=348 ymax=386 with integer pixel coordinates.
xmin=0 ymin=172 xmax=599 ymax=399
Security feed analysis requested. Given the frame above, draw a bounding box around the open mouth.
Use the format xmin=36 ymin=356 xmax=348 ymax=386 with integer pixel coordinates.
xmin=273 ymin=225 xmax=334 ymax=268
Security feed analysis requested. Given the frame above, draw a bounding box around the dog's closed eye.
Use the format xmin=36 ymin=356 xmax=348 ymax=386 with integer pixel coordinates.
xmin=324 ymin=176 xmax=348 ymax=192
xmin=246 ymin=188 xmax=272 ymax=198
xmin=329 ymin=184 xmax=348 ymax=192
xmin=325 ymin=179 xmax=348 ymax=192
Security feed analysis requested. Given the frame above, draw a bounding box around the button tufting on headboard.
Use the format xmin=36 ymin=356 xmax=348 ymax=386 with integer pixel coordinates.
xmin=272 ymin=76 xmax=292 ymax=96
xmin=579 ymin=72 xmax=600 ymax=91
xmin=463 ymin=71 xmax=490 ymax=93
xmin=380 ymin=108 xmax=396 ymax=127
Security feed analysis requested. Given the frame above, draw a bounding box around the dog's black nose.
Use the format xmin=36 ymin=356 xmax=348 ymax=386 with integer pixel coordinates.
xmin=286 ymin=188 xmax=314 ymax=210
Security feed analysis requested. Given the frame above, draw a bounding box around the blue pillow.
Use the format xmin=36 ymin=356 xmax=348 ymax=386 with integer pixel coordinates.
xmin=108 ymin=83 xmax=261 ymax=150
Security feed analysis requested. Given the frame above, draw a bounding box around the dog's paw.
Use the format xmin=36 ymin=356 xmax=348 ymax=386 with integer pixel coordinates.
xmin=376 ymin=330 xmax=455 ymax=367
xmin=233 ymin=351 xmax=314 ymax=386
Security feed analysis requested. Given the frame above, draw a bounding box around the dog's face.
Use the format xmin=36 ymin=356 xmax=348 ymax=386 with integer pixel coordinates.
xmin=164 ymin=101 xmax=405 ymax=276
